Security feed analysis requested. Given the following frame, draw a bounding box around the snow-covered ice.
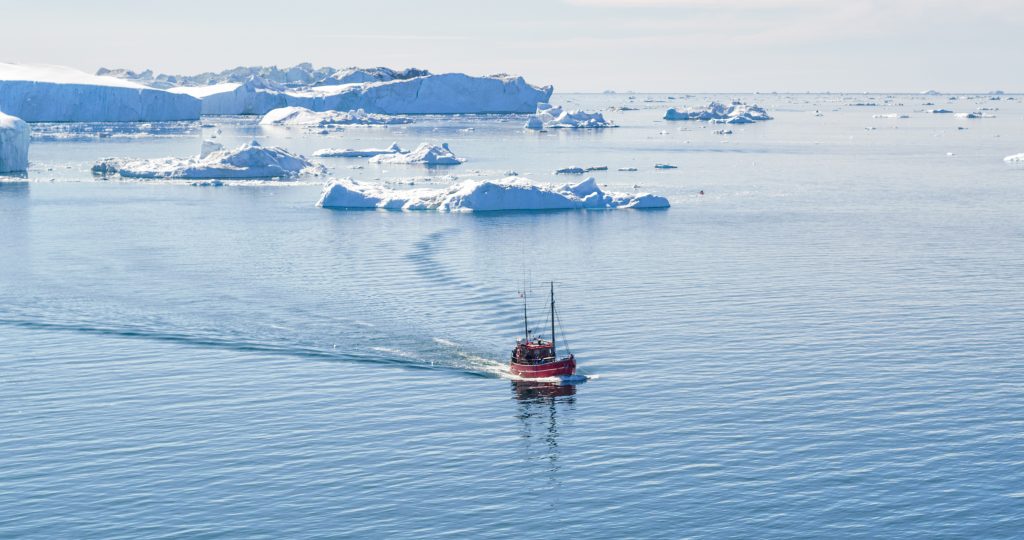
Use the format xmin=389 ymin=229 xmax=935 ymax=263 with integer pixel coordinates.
xmin=369 ymin=142 xmax=464 ymax=165
xmin=92 ymin=140 xmax=326 ymax=179
xmin=664 ymin=101 xmax=772 ymax=124
xmin=1005 ymin=153 xmax=1024 ymax=163
xmin=0 ymin=111 xmax=30 ymax=173
xmin=525 ymin=103 xmax=613 ymax=129
xmin=168 ymin=77 xmax=287 ymax=115
xmin=316 ymin=177 xmax=669 ymax=211
xmin=0 ymin=63 xmax=200 ymax=122
xmin=314 ymin=142 xmax=404 ymax=158
xmin=259 ymin=106 xmax=412 ymax=126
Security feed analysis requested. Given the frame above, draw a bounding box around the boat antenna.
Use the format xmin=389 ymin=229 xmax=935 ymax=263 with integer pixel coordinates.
xmin=550 ymin=281 xmax=557 ymax=358
xmin=521 ymin=273 xmax=529 ymax=340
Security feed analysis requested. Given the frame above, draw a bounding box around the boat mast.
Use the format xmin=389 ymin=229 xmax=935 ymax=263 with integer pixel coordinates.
xmin=550 ymin=281 xmax=557 ymax=357
xmin=523 ymin=283 xmax=529 ymax=340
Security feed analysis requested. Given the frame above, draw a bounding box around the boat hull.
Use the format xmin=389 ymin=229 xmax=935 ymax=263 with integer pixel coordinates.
xmin=509 ymin=357 xmax=576 ymax=378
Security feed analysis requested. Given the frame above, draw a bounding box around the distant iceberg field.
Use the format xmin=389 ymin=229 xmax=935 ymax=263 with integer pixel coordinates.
xmin=316 ymin=177 xmax=669 ymax=212
xmin=0 ymin=63 xmax=200 ymax=122
xmin=259 ymin=106 xmax=412 ymax=126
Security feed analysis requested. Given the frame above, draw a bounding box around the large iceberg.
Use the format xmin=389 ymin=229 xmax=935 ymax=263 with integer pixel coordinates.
xmin=0 ymin=111 xmax=30 ymax=173
xmin=316 ymin=67 xmax=429 ymax=86
xmin=92 ymin=140 xmax=326 ymax=179
xmin=525 ymin=103 xmax=614 ymax=129
xmin=285 ymin=73 xmax=552 ymax=114
xmin=369 ymin=142 xmax=464 ymax=165
xmin=314 ymin=142 xmax=404 ymax=158
xmin=0 ymin=63 xmax=200 ymax=122
xmin=317 ymin=177 xmax=670 ymax=212
xmin=664 ymin=101 xmax=772 ymax=124
xmin=167 ymin=77 xmax=287 ymax=115
xmin=259 ymin=106 xmax=412 ymax=126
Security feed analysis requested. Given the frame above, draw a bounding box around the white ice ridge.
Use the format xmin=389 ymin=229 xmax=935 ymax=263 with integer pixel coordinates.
xmin=167 ymin=72 xmax=552 ymax=115
xmin=259 ymin=106 xmax=413 ymax=126
xmin=0 ymin=63 xmax=200 ymax=122
xmin=524 ymin=103 xmax=614 ymax=129
xmin=664 ymin=101 xmax=772 ymax=124
xmin=92 ymin=140 xmax=327 ymax=179
xmin=316 ymin=177 xmax=670 ymax=212
xmin=314 ymin=142 xmax=404 ymax=158
xmin=369 ymin=142 xmax=465 ymax=165
xmin=0 ymin=111 xmax=30 ymax=173
xmin=1005 ymin=153 xmax=1024 ymax=163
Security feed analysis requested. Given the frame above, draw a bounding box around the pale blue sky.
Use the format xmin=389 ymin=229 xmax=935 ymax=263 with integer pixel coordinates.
xmin=2 ymin=0 xmax=1020 ymax=92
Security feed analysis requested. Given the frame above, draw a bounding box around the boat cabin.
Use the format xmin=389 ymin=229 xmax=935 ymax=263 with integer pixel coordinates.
xmin=513 ymin=339 xmax=556 ymax=365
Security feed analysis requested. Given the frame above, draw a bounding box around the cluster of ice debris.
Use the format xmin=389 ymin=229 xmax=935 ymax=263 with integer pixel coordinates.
xmin=1 ymin=63 xmax=552 ymax=120
xmin=0 ymin=110 xmax=30 ymax=173
xmin=369 ymin=143 xmax=464 ymax=165
xmin=316 ymin=177 xmax=669 ymax=212
xmin=314 ymin=142 xmax=404 ymax=158
xmin=525 ymin=103 xmax=614 ymax=129
xmin=91 ymin=140 xmax=326 ymax=179
xmin=259 ymin=106 xmax=412 ymax=127
xmin=664 ymin=101 xmax=772 ymax=124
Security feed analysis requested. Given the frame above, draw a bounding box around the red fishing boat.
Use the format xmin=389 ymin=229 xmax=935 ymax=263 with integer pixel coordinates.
xmin=510 ymin=282 xmax=576 ymax=378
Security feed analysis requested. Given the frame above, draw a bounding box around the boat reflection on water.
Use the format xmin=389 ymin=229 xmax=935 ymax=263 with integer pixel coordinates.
xmin=511 ymin=380 xmax=577 ymax=401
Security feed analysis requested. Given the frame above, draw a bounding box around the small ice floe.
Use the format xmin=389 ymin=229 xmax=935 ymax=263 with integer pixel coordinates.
xmin=946 ymin=152 xmax=956 ymax=157
xmin=316 ymin=176 xmax=670 ymax=211
xmin=524 ymin=103 xmax=614 ymax=129
xmin=713 ymin=129 xmax=733 ymax=135
xmin=259 ymin=106 xmax=412 ymax=127
xmin=505 ymin=170 xmax=519 ymax=176
xmin=872 ymin=113 xmax=910 ymax=119
xmin=369 ymin=142 xmax=464 ymax=165
xmin=0 ymin=110 xmax=30 ymax=173
xmin=865 ymin=126 xmax=877 ymax=131
xmin=654 ymin=164 xmax=677 ymax=169
xmin=618 ymin=167 xmax=638 ymax=172
xmin=314 ymin=142 xmax=404 ymax=158
xmin=555 ymin=166 xmax=607 ymax=174
xmin=664 ymin=101 xmax=772 ymax=124
xmin=1004 ymin=153 xmax=1024 ymax=163
xmin=927 ymin=108 xmax=954 ymax=114
xmin=955 ymin=112 xmax=994 ymax=119
xmin=189 ymin=179 xmax=224 ymax=187
xmin=91 ymin=140 xmax=327 ymax=179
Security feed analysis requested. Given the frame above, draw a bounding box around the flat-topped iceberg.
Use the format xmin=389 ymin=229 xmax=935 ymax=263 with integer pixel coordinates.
xmin=92 ymin=140 xmax=326 ymax=179
xmin=525 ymin=103 xmax=614 ymax=129
xmin=314 ymin=142 xmax=404 ymax=158
xmin=664 ymin=101 xmax=772 ymax=124
xmin=0 ymin=63 xmax=200 ymax=122
xmin=1005 ymin=153 xmax=1024 ymax=163
xmin=369 ymin=142 xmax=464 ymax=165
xmin=0 ymin=111 xmax=30 ymax=173
xmin=168 ymin=77 xmax=287 ymax=115
xmin=317 ymin=177 xmax=669 ymax=212
xmin=259 ymin=106 xmax=412 ymax=126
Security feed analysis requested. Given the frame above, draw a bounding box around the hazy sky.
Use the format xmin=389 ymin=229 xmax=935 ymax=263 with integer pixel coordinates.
xmin=2 ymin=0 xmax=1020 ymax=92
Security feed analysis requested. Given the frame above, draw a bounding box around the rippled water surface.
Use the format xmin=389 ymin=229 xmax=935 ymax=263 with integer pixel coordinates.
xmin=3 ymin=93 xmax=1024 ymax=538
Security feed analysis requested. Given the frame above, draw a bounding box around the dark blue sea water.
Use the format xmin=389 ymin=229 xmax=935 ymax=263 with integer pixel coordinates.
xmin=2 ymin=94 xmax=1024 ymax=538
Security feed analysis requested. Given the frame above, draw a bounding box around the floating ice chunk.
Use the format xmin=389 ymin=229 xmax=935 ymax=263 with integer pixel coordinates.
xmin=955 ymin=112 xmax=994 ymax=119
xmin=0 ymin=63 xmax=200 ymax=122
xmin=316 ymin=176 xmax=669 ymax=211
xmin=259 ymin=106 xmax=411 ymax=126
xmin=555 ymin=166 xmax=607 ymax=174
xmin=200 ymin=139 xmax=224 ymax=158
xmin=654 ymin=164 xmax=678 ymax=169
xmin=873 ymin=113 xmax=909 ymax=119
xmin=0 ymin=111 xmax=30 ymax=173
xmin=1005 ymin=153 xmax=1024 ymax=163
xmin=664 ymin=101 xmax=772 ymax=124
xmin=927 ymin=109 xmax=954 ymax=114
xmin=526 ymin=103 xmax=614 ymax=129
xmin=618 ymin=167 xmax=638 ymax=172
xmin=92 ymin=140 xmax=326 ymax=179
xmin=314 ymin=142 xmax=404 ymax=158
xmin=369 ymin=142 xmax=464 ymax=165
